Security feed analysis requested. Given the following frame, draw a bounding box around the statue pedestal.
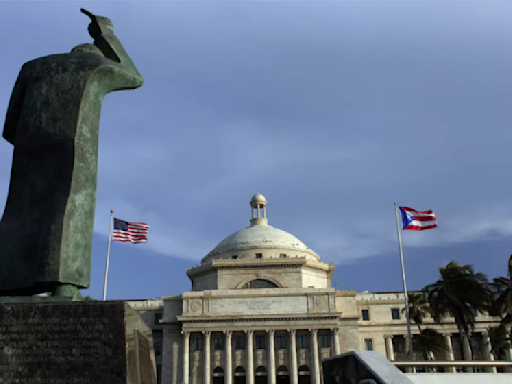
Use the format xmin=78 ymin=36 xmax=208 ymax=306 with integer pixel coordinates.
xmin=0 ymin=301 xmax=156 ymax=384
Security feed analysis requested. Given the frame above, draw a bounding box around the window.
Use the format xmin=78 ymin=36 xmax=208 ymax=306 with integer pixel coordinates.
xmin=234 ymin=367 xmax=246 ymax=375
xmin=392 ymin=337 xmax=405 ymax=353
xmin=193 ymin=337 xmax=203 ymax=351
xmin=242 ymin=279 xmax=279 ymax=289
xmin=255 ymin=335 xmax=266 ymax=349
xmin=213 ymin=367 xmax=224 ymax=375
xmin=154 ymin=343 xmax=162 ymax=356
xmin=451 ymin=335 xmax=463 ymax=359
xmin=391 ymin=308 xmax=400 ymax=320
xmin=318 ymin=334 xmax=330 ymax=348
xmin=364 ymin=339 xmax=373 ymax=351
xmin=213 ymin=367 xmax=224 ymax=377
xmin=213 ymin=336 xmax=224 ymax=350
xmin=277 ymin=366 xmax=289 ymax=376
xmin=470 ymin=334 xmax=483 ymax=354
xmin=255 ymin=367 xmax=267 ymax=375
xmin=297 ymin=334 xmax=309 ymax=349
xmin=232 ymin=255 xmax=238 ymax=259
xmin=154 ymin=313 xmax=162 ymax=325
xmin=361 ymin=309 xmax=370 ymax=321
xmin=234 ymin=336 xmax=246 ymax=350
xmin=280 ymin=254 xmax=287 ymax=258
xmin=256 ymin=253 xmax=263 ymax=259
xmin=298 ymin=366 xmax=310 ymax=373
xmin=276 ymin=335 xmax=287 ymax=349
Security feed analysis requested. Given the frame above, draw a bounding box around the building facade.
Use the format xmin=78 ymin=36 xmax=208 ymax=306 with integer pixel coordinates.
xmin=129 ymin=193 xmax=509 ymax=384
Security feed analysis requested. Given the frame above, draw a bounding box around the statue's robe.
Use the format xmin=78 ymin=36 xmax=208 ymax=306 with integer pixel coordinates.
xmin=0 ymin=48 xmax=143 ymax=295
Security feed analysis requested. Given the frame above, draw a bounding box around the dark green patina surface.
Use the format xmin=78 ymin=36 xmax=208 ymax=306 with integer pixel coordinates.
xmin=0 ymin=9 xmax=143 ymax=298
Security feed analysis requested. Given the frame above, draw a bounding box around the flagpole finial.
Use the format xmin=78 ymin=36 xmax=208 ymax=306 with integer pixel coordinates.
xmin=111 ymin=209 xmax=114 ymax=214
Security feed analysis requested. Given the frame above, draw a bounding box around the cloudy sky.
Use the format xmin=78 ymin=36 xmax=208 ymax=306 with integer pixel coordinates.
xmin=1 ymin=1 xmax=511 ymax=299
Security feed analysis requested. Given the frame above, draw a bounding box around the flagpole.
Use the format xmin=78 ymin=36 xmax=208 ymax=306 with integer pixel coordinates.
xmin=394 ymin=200 xmax=415 ymax=367
xmin=103 ymin=210 xmax=114 ymax=301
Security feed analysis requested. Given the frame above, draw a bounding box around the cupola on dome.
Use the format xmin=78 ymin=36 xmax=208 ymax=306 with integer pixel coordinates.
xmin=250 ymin=192 xmax=267 ymax=206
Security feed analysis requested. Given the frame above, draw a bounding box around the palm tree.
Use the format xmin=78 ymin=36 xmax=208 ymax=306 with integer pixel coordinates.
xmin=423 ymin=261 xmax=490 ymax=366
xmin=413 ymin=328 xmax=448 ymax=361
xmin=489 ymin=255 xmax=512 ymax=340
xmin=403 ymin=292 xmax=430 ymax=332
xmin=487 ymin=326 xmax=510 ymax=361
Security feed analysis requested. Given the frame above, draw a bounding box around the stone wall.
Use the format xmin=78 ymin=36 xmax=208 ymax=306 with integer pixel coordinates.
xmin=193 ymin=271 xmax=219 ymax=291
xmin=161 ymin=327 xmax=183 ymax=384
xmin=301 ymin=267 xmax=330 ymax=289
xmin=217 ymin=267 xmax=302 ymax=289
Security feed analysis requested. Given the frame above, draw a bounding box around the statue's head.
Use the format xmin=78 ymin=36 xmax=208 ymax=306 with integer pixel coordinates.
xmin=71 ymin=43 xmax=104 ymax=56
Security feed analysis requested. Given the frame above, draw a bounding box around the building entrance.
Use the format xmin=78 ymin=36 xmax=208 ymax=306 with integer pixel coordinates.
xmin=234 ymin=366 xmax=246 ymax=384
xmin=276 ymin=365 xmax=290 ymax=384
xmin=298 ymin=365 xmax=310 ymax=384
xmin=213 ymin=367 xmax=225 ymax=384
xmin=255 ymin=366 xmax=267 ymax=384
xmin=276 ymin=374 xmax=290 ymax=384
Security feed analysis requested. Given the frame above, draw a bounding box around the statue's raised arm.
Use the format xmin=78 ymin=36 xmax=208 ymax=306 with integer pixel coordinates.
xmin=81 ymin=8 xmax=143 ymax=87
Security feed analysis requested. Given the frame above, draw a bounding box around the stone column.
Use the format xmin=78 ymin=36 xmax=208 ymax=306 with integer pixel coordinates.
xmin=310 ymin=329 xmax=320 ymax=384
xmin=268 ymin=330 xmax=276 ymax=384
xmin=289 ymin=329 xmax=298 ymax=384
xmin=246 ymin=330 xmax=255 ymax=384
xmin=482 ymin=331 xmax=497 ymax=373
xmin=257 ymin=205 xmax=260 ymax=218
xmin=204 ymin=331 xmax=212 ymax=384
xmin=183 ymin=331 xmax=190 ymax=384
xmin=443 ymin=334 xmax=455 ymax=373
xmin=384 ymin=335 xmax=394 ymax=361
xmin=331 ymin=328 xmax=340 ymax=356
xmin=224 ymin=331 xmax=233 ymax=384
xmin=263 ymin=205 xmax=266 ymax=218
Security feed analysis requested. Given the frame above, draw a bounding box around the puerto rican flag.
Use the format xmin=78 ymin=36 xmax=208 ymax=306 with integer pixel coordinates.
xmin=399 ymin=206 xmax=437 ymax=231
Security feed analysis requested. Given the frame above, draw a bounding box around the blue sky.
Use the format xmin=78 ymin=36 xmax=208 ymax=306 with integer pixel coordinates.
xmin=1 ymin=1 xmax=512 ymax=299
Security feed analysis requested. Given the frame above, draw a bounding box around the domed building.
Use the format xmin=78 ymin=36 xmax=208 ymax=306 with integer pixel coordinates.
xmin=191 ymin=192 xmax=331 ymax=291
xmin=129 ymin=194 xmax=505 ymax=384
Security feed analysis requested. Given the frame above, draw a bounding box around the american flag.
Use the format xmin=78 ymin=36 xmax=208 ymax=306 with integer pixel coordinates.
xmin=112 ymin=218 xmax=149 ymax=244
xmin=399 ymin=207 xmax=437 ymax=231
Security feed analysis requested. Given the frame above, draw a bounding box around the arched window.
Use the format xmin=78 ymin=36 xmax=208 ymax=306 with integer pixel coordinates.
xmin=277 ymin=366 xmax=289 ymax=376
xmin=234 ymin=367 xmax=246 ymax=376
xmin=213 ymin=367 xmax=224 ymax=377
xmin=298 ymin=365 xmax=310 ymax=375
xmin=255 ymin=366 xmax=267 ymax=376
xmin=242 ymin=279 xmax=279 ymax=289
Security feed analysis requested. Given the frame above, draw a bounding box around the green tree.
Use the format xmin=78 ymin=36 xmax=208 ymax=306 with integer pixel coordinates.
xmin=423 ymin=261 xmax=490 ymax=365
xmin=413 ymin=328 xmax=448 ymax=361
xmin=403 ymin=292 xmax=430 ymax=332
xmin=489 ymin=255 xmax=512 ymax=339
xmin=487 ymin=326 xmax=510 ymax=360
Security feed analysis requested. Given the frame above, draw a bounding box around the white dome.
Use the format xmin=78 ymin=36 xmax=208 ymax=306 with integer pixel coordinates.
xmin=202 ymin=225 xmax=319 ymax=263
xmin=201 ymin=193 xmax=320 ymax=264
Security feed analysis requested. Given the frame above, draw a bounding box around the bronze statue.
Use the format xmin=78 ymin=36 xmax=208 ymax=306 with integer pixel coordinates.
xmin=0 ymin=9 xmax=143 ymax=299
